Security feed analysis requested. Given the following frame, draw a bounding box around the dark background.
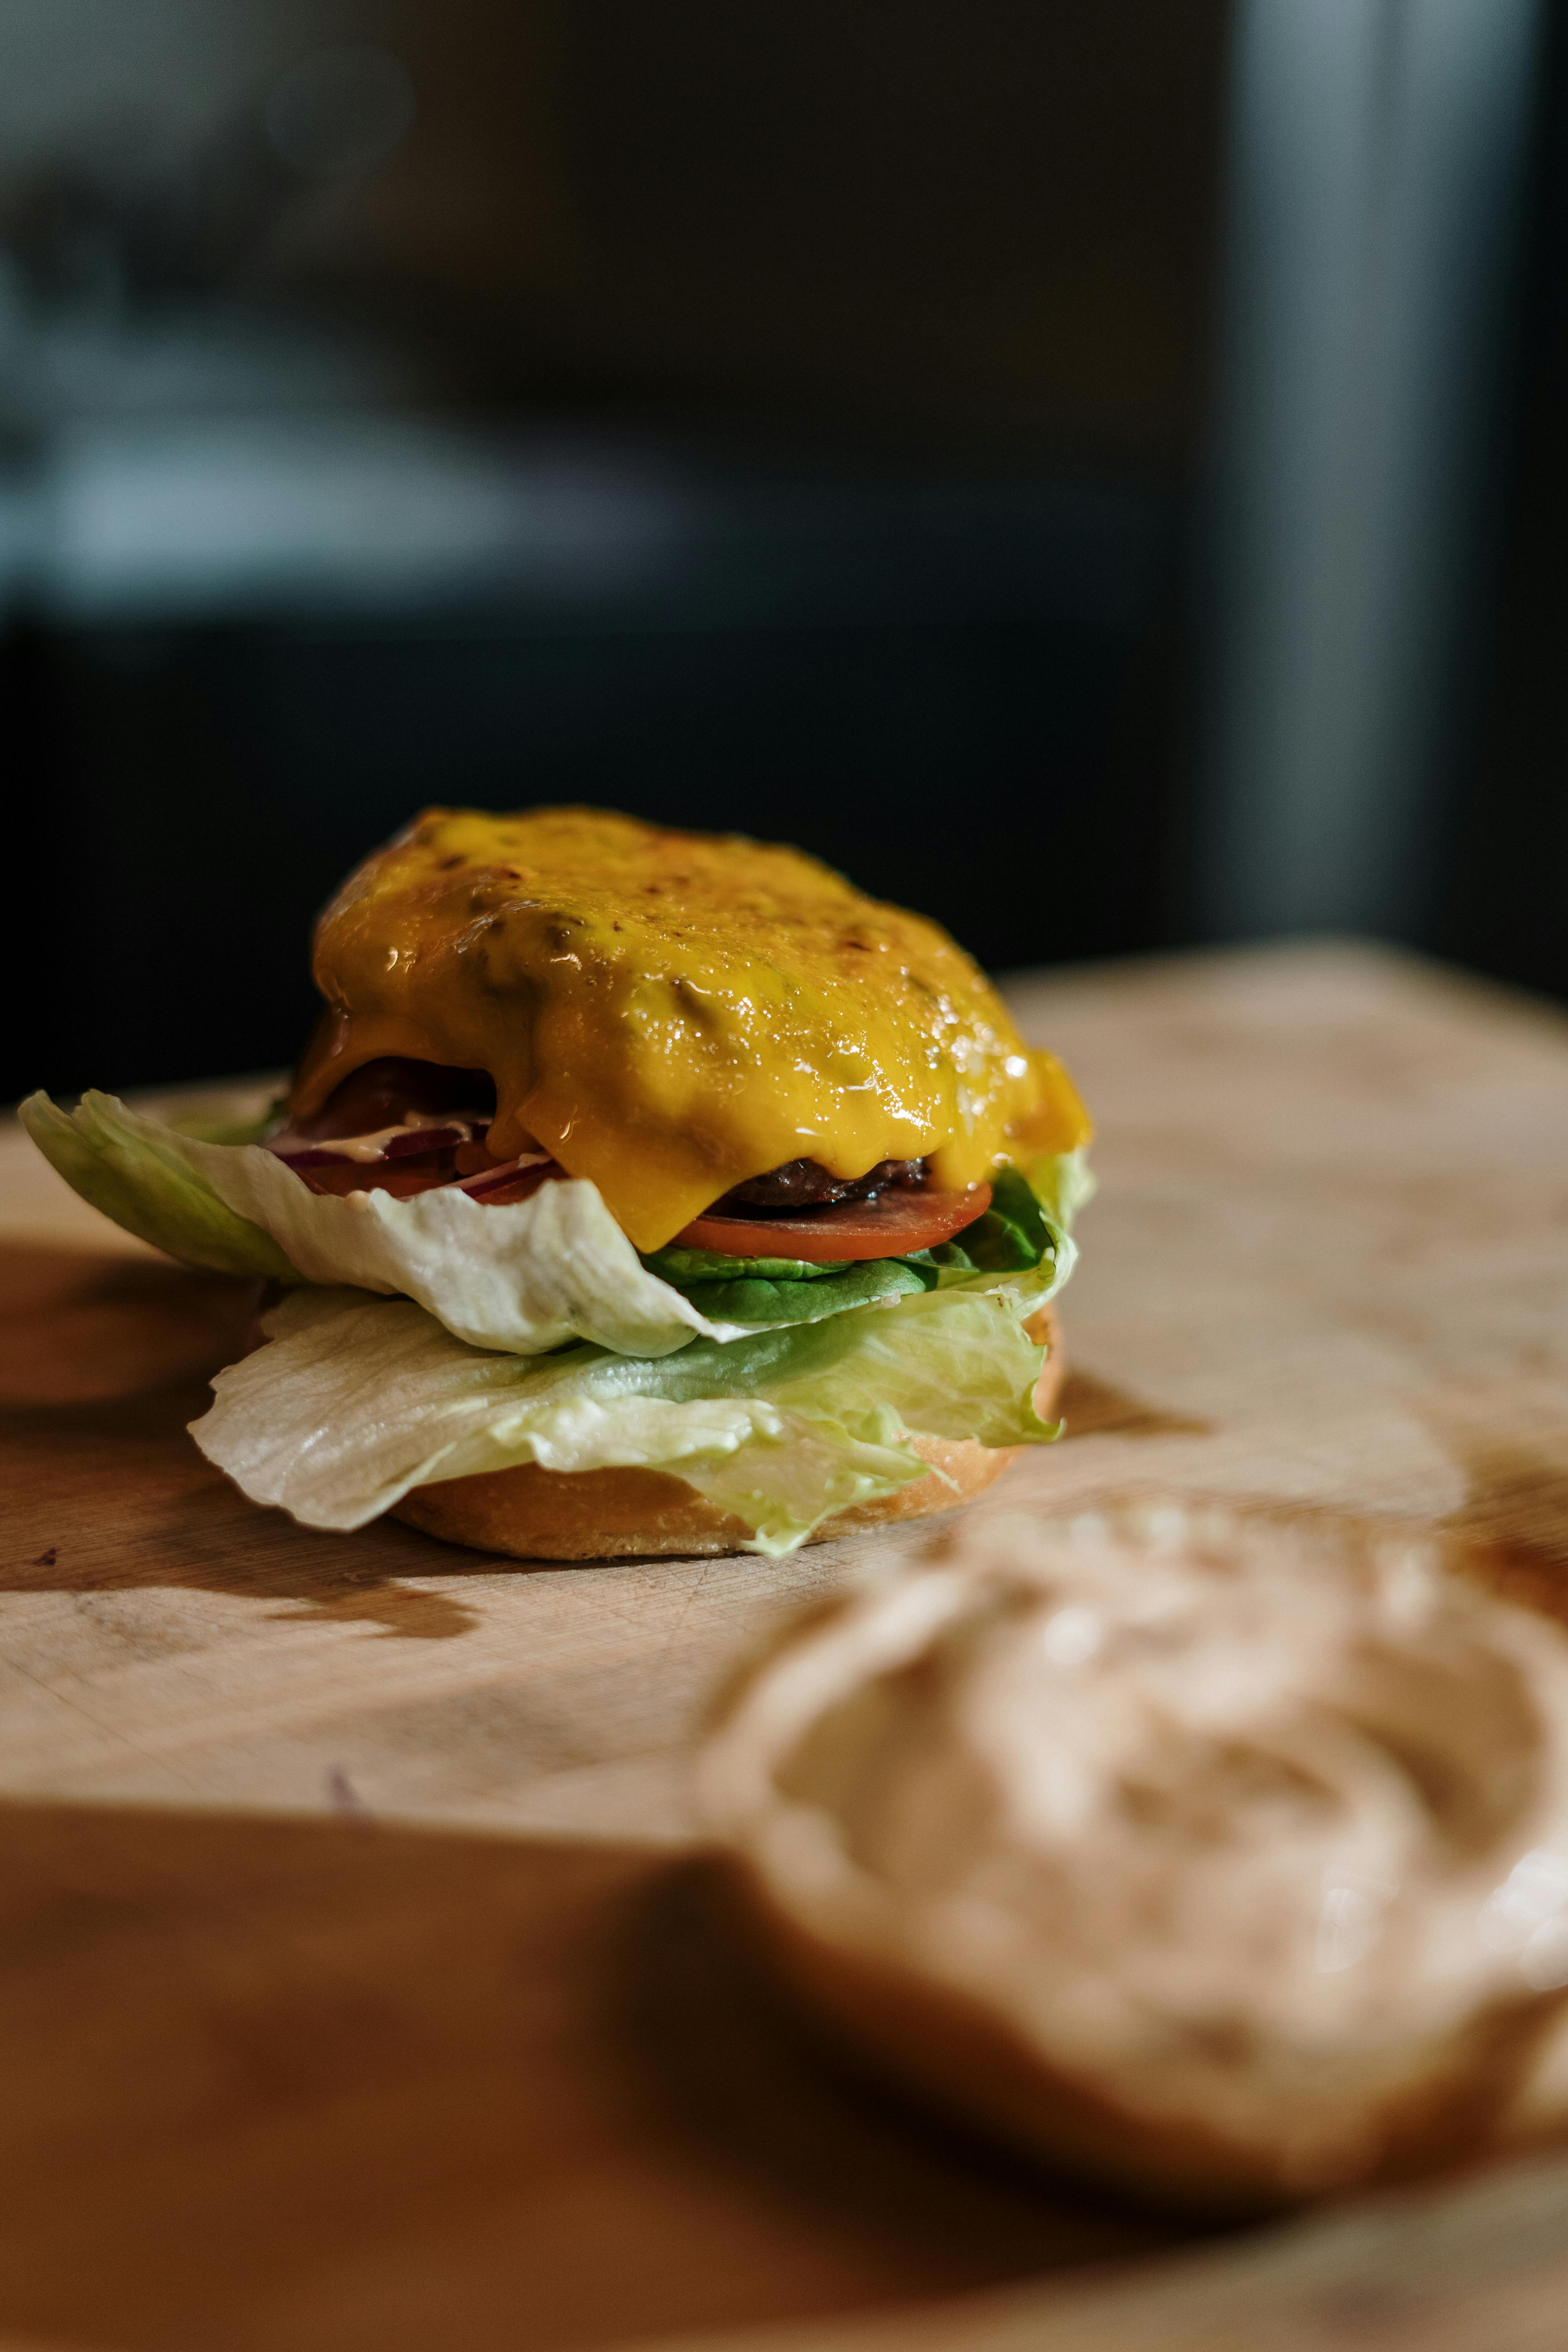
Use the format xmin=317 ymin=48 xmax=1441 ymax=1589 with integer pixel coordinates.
xmin=1435 ymin=1 xmax=1568 ymax=1005
xmin=1 ymin=0 xmax=1561 ymax=1102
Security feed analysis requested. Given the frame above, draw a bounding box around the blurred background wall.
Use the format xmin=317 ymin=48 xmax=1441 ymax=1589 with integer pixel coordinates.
xmin=2 ymin=0 xmax=1561 ymax=1100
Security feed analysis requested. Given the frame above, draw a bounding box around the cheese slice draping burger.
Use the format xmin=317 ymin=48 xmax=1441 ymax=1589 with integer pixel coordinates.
xmin=22 ymin=808 xmax=1091 ymax=1559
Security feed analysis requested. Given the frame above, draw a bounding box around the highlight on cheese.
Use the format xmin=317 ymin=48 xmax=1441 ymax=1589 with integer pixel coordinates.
xmin=21 ymin=808 xmax=1093 ymax=1553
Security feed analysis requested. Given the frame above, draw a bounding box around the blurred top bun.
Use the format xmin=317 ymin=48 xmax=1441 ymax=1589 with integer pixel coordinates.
xmin=701 ymin=1498 xmax=1568 ymax=2211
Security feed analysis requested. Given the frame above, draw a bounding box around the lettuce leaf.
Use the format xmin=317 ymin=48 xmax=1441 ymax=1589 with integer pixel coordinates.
xmin=1028 ymin=1144 xmax=1096 ymax=1235
xmin=641 ymin=1243 xmax=850 ymax=1283
xmin=20 ymin=1090 xmax=298 ymax=1280
xmin=21 ymin=1090 xmax=741 ymax=1357
xmin=20 ymin=1090 xmax=1084 ymax=1363
xmin=671 ymin=1257 xmax=936 ymax=1325
xmin=192 ymin=1278 xmax=1060 ymax=1552
xmin=916 ymin=1163 xmax=1051 ymax=1278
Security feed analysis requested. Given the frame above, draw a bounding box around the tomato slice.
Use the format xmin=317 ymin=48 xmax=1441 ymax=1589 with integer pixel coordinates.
xmin=675 ymin=1183 xmax=992 ymax=1264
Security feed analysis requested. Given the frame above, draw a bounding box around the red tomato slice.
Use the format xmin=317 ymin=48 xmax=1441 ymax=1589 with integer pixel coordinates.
xmin=676 ymin=1183 xmax=992 ymax=1264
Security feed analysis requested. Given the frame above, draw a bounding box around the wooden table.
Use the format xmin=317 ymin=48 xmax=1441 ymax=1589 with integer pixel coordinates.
xmin=4 ymin=941 xmax=1568 ymax=2352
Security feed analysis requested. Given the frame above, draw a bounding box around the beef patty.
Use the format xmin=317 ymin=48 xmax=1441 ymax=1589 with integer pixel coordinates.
xmin=714 ymin=1157 xmax=930 ymax=1217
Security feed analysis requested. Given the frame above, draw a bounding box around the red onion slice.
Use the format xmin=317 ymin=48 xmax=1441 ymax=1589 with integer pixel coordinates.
xmin=263 ymin=1126 xmax=563 ymax=1207
xmin=456 ymin=1154 xmax=557 ymax=1200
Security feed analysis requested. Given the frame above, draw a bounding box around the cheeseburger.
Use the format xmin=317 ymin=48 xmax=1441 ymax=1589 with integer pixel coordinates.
xmin=23 ymin=808 xmax=1092 ymax=1559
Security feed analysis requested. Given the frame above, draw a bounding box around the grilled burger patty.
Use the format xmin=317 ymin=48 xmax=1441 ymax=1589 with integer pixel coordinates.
xmin=714 ymin=1156 xmax=929 ymax=1216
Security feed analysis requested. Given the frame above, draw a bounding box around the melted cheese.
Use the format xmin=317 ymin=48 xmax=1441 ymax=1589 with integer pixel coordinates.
xmin=292 ymin=807 xmax=1091 ymax=1251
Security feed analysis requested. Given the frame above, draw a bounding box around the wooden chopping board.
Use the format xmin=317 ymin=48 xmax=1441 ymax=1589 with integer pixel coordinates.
xmin=3 ymin=940 xmax=1568 ymax=2352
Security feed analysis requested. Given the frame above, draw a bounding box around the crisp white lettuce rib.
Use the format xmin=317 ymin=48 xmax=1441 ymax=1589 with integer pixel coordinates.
xmin=192 ymin=1279 xmax=1058 ymax=1553
xmin=21 ymin=1089 xmax=754 ymax=1357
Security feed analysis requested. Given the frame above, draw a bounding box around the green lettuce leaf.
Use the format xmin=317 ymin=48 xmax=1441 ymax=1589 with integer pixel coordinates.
xmin=672 ymin=1256 xmax=935 ymax=1325
xmin=639 ymin=1238 xmax=941 ymax=1326
xmin=918 ymin=1163 xmax=1051 ymax=1277
xmin=192 ymin=1277 xmax=1059 ymax=1552
xmin=1028 ymin=1144 xmax=1096 ymax=1234
xmin=641 ymin=1243 xmax=849 ymax=1282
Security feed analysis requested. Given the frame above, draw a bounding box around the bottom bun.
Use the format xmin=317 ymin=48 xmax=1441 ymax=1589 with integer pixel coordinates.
xmin=392 ymin=1308 xmax=1062 ymax=1562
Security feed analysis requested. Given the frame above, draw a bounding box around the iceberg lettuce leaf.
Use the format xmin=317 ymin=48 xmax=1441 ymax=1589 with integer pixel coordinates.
xmin=21 ymin=1090 xmax=749 ymax=1357
xmin=20 ymin=1089 xmax=297 ymax=1280
xmin=192 ymin=1277 xmax=1058 ymax=1552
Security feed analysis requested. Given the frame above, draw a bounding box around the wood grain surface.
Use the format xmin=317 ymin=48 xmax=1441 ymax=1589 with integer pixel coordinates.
xmin=3 ymin=940 xmax=1568 ymax=2352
